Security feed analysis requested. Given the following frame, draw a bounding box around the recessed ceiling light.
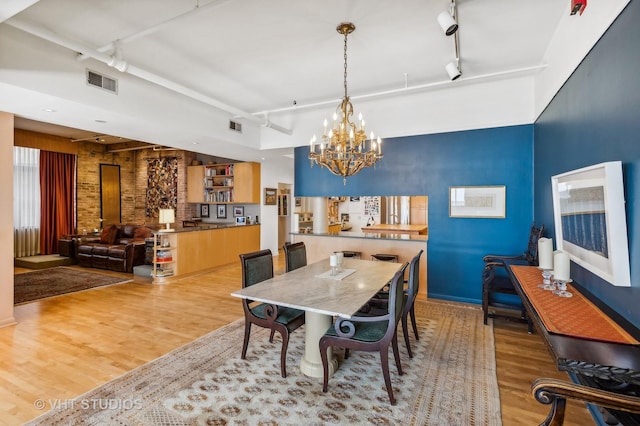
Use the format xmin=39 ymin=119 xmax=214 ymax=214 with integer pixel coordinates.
xmin=95 ymin=119 xmax=107 ymax=123
xmin=41 ymin=108 xmax=56 ymax=113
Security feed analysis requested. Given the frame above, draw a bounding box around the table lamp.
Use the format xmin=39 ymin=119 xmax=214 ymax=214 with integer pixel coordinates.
xmin=159 ymin=208 xmax=175 ymax=232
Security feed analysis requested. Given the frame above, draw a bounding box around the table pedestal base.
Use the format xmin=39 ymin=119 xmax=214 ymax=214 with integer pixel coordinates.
xmin=300 ymin=311 xmax=338 ymax=378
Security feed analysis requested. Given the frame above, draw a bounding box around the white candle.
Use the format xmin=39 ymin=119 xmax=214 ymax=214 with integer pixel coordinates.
xmin=330 ymin=255 xmax=338 ymax=267
xmin=538 ymin=237 xmax=553 ymax=269
xmin=336 ymin=252 xmax=344 ymax=265
xmin=553 ymin=251 xmax=570 ymax=281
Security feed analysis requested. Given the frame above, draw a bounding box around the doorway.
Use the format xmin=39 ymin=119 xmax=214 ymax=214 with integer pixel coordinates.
xmin=100 ymin=164 xmax=121 ymax=226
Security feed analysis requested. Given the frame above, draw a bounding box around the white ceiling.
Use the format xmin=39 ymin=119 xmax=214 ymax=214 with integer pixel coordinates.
xmin=0 ymin=0 xmax=601 ymax=161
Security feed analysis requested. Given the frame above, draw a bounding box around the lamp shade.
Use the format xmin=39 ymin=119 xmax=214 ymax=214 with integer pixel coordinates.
xmin=159 ymin=208 xmax=175 ymax=230
xmin=437 ymin=11 xmax=458 ymax=36
xmin=445 ymin=62 xmax=461 ymax=80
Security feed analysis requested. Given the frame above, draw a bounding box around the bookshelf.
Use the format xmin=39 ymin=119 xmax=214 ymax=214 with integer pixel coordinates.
xmin=187 ymin=162 xmax=260 ymax=204
xmin=152 ymin=232 xmax=177 ymax=283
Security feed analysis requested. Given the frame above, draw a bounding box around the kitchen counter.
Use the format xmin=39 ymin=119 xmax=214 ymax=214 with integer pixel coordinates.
xmin=290 ymin=230 xmax=427 ymax=242
xmin=159 ymin=223 xmax=260 ymax=233
xmin=361 ymin=224 xmax=427 ymax=235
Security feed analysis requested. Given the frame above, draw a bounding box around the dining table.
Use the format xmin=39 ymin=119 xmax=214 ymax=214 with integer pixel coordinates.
xmin=231 ymin=257 xmax=403 ymax=378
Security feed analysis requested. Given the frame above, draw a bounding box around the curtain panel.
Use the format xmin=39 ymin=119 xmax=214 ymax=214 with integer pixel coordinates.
xmin=13 ymin=147 xmax=40 ymax=257
xmin=39 ymin=151 xmax=76 ymax=254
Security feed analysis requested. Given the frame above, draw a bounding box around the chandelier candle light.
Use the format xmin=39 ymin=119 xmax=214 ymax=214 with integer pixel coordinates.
xmin=309 ymin=22 xmax=383 ymax=185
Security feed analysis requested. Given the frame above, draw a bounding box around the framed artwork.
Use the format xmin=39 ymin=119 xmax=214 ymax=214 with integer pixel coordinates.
xmin=233 ymin=206 xmax=244 ymax=217
xmin=449 ymin=186 xmax=506 ymax=218
xmin=216 ymin=204 xmax=227 ymax=219
xmin=200 ymin=204 xmax=209 ymax=218
xmin=552 ymin=161 xmax=630 ymax=286
xmin=295 ymin=197 xmax=301 ymax=207
xmin=264 ymin=188 xmax=277 ymax=205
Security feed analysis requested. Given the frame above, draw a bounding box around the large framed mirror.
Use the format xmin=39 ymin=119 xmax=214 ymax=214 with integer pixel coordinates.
xmin=100 ymin=164 xmax=121 ymax=226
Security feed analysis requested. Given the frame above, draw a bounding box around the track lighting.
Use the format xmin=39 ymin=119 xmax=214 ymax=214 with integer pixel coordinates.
xmin=446 ymin=61 xmax=461 ymax=81
xmin=437 ymin=1 xmax=458 ymax=36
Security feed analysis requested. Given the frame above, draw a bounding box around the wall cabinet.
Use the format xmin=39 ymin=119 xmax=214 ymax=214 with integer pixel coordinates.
xmin=187 ymin=162 xmax=260 ymax=204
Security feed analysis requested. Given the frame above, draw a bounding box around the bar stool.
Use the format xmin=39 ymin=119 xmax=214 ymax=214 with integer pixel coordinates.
xmin=338 ymin=250 xmax=361 ymax=259
xmin=371 ymin=253 xmax=398 ymax=262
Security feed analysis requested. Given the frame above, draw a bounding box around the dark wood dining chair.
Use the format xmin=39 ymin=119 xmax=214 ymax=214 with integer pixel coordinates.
xmin=182 ymin=220 xmax=198 ymax=227
xmin=239 ymin=249 xmax=305 ymax=377
xmin=482 ymin=221 xmax=544 ymax=328
xmin=368 ymin=249 xmax=424 ymax=358
xmin=319 ymin=263 xmax=408 ymax=405
xmin=283 ymin=242 xmax=307 ymax=272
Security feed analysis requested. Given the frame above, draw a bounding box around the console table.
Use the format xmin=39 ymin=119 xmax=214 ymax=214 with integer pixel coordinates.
xmin=508 ymin=265 xmax=640 ymax=425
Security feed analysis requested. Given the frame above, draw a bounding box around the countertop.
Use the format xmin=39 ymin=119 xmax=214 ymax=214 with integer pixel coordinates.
xmin=361 ymin=224 xmax=427 ymax=235
xmin=156 ymin=223 xmax=260 ymax=234
xmin=290 ymin=230 xmax=427 ymax=242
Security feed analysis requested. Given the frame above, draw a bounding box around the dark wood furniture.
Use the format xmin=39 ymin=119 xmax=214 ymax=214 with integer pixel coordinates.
xmin=282 ymin=242 xmax=307 ymax=272
xmin=319 ymin=263 xmax=408 ymax=405
xmin=238 ymin=249 xmax=305 ymax=378
xmin=508 ymin=265 xmax=640 ymax=425
xmin=482 ymin=221 xmax=544 ymax=327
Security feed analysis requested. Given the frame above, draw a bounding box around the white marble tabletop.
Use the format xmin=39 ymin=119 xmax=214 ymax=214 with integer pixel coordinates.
xmin=231 ymin=258 xmax=402 ymax=319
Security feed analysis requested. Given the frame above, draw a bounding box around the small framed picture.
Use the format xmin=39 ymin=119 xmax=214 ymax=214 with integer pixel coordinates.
xmin=233 ymin=206 xmax=244 ymax=217
xmin=217 ymin=204 xmax=227 ymax=219
xmin=200 ymin=204 xmax=209 ymax=218
xmin=295 ymin=197 xmax=302 ymax=207
xmin=264 ymin=187 xmax=277 ymax=205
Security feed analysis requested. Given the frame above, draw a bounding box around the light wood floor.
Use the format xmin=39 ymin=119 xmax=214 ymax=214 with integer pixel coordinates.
xmin=4 ymin=255 xmax=593 ymax=425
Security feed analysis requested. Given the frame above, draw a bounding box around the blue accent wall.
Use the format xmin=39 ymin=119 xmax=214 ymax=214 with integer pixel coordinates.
xmin=534 ymin=1 xmax=640 ymax=328
xmin=295 ymin=125 xmax=534 ymax=303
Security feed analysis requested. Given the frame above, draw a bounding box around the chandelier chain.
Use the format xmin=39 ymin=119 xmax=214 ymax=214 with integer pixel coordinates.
xmin=343 ymin=30 xmax=348 ymax=99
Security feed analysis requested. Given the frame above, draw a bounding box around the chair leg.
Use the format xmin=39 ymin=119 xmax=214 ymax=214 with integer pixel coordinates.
xmin=379 ymin=345 xmax=397 ymax=406
xmin=482 ymin=287 xmax=489 ymax=325
xmin=344 ymin=348 xmax=350 ymax=359
xmin=401 ymin=313 xmax=413 ymax=358
xmin=409 ymin=306 xmax=419 ymax=341
xmin=278 ymin=329 xmax=289 ymax=378
xmin=269 ymin=329 xmax=275 ymax=343
xmin=319 ymin=339 xmax=330 ymax=393
xmin=241 ymin=321 xmax=252 ymax=360
xmin=392 ymin=332 xmax=403 ymax=376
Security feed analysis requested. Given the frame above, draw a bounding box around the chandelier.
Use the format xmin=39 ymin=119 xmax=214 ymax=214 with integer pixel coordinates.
xmin=309 ymin=22 xmax=382 ymax=185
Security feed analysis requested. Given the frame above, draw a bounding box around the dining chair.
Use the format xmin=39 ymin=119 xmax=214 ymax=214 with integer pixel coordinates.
xmin=283 ymin=242 xmax=307 ymax=272
xmin=368 ymin=249 xmax=424 ymax=358
xmin=371 ymin=253 xmax=399 ymax=262
xmin=239 ymin=249 xmax=305 ymax=377
xmin=319 ymin=263 xmax=408 ymax=405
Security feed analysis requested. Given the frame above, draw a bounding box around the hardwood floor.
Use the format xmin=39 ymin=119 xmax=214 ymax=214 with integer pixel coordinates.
xmin=4 ymin=257 xmax=593 ymax=425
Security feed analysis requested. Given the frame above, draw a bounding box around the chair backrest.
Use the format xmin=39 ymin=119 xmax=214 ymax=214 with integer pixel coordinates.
xmin=182 ymin=220 xmax=198 ymax=227
xmin=524 ymin=222 xmax=545 ymax=265
xmin=391 ymin=263 xmax=410 ymax=327
xmin=239 ymin=249 xmax=274 ymax=288
xmin=406 ymin=249 xmax=424 ymax=308
xmin=283 ymin=242 xmax=307 ymax=272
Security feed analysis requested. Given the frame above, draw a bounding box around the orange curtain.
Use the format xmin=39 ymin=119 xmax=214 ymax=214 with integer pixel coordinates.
xmin=39 ymin=151 xmax=76 ymax=254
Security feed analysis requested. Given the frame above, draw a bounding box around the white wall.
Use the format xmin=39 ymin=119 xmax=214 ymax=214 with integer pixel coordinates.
xmin=259 ymin=156 xmax=294 ymax=255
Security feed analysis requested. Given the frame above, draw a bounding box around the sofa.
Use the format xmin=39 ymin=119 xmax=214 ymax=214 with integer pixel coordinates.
xmin=77 ymin=224 xmax=156 ymax=273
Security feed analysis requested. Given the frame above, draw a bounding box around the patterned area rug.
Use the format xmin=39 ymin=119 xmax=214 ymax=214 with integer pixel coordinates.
xmin=25 ymin=301 xmax=501 ymax=425
xmin=14 ymin=267 xmax=131 ymax=305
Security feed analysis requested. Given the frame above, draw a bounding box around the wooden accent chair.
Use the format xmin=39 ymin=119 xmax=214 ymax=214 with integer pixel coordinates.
xmin=482 ymin=222 xmax=544 ymax=327
xmin=239 ymin=249 xmax=305 ymax=377
xmin=283 ymin=242 xmax=307 ymax=272
xmin=319 ymin=263 xmax=408 ymax=405
xmin=532 ymin=378 xmax=640 ymax=425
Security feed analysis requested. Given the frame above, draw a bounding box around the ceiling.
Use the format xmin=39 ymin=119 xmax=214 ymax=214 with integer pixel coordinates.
xmin=2 ymin=0 xmax=572 ymax=160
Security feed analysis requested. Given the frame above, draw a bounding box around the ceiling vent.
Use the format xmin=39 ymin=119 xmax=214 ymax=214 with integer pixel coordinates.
xmin=229 ymin=120 xmax=242 ymax=133
xmin=86 ymin=69 xmax=118 ymax=94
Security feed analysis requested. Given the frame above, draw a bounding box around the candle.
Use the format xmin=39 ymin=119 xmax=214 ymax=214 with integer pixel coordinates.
xmin=538 ymin=237 xmax=553 ymax=269
xmin=553 ymin=251 xmax=570 ymax=281
xmin=336 ymin=252 xmax=344 ymax=265
xmin=330 ymin=255 xmax=338 ymax=267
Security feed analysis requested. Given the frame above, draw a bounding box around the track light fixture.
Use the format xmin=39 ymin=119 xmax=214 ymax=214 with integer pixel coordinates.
xmin=437 ymin=0 xmax=458 ymax=36
xmin=446 ymin=61 xmax=461 ymax=81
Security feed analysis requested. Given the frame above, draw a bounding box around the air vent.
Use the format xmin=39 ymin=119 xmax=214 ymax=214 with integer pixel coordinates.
xmin=86 ymin=69 xmax=118 ymax=94
xmin=229 ymin=120 xmax=242 ymax=133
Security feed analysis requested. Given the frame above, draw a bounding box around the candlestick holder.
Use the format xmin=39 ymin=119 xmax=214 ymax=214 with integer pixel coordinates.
xmin=538 ymin=268 xmax=554 ymax=290
xmin=553 ymin=279 xmax=573 ymax=298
